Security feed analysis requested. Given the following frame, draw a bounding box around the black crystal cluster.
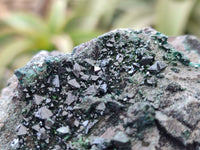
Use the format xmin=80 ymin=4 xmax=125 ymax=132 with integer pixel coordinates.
xmin=12 ymin=28 xmax=190 ymax=149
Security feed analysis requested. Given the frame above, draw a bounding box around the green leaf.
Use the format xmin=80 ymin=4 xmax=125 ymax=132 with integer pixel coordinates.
xmin=100 ymin=0 xmax=120 ymax=29
xmin=0 ymin=39 xmax=32 ymax=82
xmin=51 ymin=34 xmax=73 ymax=53
xmin=79 ymin=0 xmax=115 ymax=30
xmin=3 ymin=13 xmax=47 ymax=37
xmin=47 ymin=0 xmax=68 ymax=34
xmin=0 ymin=39 xmax=31 ymax=67
xmin=186 ymin=0 xmax=200 ymax=37
xmin=112 ymin=5 xmax=154 ymax=29
xmin=187 ymin=21 xmax=200 ymax=37
xmin=66 ymin=0 xmax=113 ymax=31
xmin=69 ymin=30 xmax=102 ymax=46
xmin=0 ymin=29 xmax=18 ymax=46
xmin=156 ymin=0 xmax=196 ymax=35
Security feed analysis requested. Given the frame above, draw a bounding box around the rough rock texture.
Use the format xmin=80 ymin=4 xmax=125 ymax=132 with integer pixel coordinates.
xmin=0 ymin=27 xmax=200 ymax=150
xmin=168 ymin=35 xmax=200 ymax=67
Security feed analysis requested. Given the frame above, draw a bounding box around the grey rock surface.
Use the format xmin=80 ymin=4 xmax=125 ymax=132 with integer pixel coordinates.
xmin=0 ymin=28 xmax=200 ymax=150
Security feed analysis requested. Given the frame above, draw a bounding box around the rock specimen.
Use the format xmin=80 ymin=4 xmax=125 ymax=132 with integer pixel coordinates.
xmin=0 ymin=27 xmax=200 ymax=150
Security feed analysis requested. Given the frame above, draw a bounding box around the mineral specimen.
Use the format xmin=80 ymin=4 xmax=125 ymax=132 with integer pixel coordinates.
xmin=0 ymin=27 xmax=200 ymax=150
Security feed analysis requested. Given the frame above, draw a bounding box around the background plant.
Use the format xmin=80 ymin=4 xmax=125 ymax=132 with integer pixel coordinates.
xmin=0 ymin=0 xmax=199 ymax=89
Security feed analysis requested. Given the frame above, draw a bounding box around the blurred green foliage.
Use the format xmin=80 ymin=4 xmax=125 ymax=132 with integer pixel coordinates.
xmin=0 ymin=0 xmax=199 ymax=89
